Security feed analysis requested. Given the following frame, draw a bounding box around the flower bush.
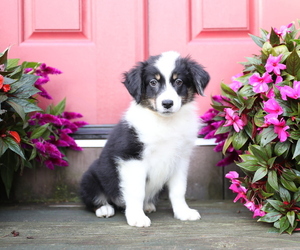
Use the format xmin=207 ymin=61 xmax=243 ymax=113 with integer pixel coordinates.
xmin=200 ymin=21 xmax=300 ymax=234
xmin=0 ymin=47 xmax=87 ymax=198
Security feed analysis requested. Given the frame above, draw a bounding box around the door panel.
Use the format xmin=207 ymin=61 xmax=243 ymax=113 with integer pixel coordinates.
xmin=1 ymin=0 xmax=300 ymax=124
xmin=1 ymin=0 xmax=147 ymax=124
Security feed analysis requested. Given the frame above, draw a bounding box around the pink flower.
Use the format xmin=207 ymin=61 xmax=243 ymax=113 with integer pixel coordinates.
xmin=274 ymin=23 xmax=293 ymax=38
xmin=263 ymin=98 xmax=283 ymax=116
xmin=266 ymin=88 xmax=275 ymax=98
xmin=223 ymin=108 xmax=245 ymax=132
xmin=280 ymin=80 xmax=300 ymax=100
xmin=265 ymin=54 xmax=286 ymax=75
xmin=244 ymin=201 xmax=256 ymax=212
xmin=225 ymin=171 xmax=239 ymax=180
xmin=229 ymin=73 xmax=243 ymax=91
xmin=249 ymin=72 xmax=273 ymax=93
xmin=272 ymin=118 xmax=290 ymax=142
xmin=232 ymin=185 xmax=248 ymax=203
xmin=252 ymin=204 xmax=266 ymax=218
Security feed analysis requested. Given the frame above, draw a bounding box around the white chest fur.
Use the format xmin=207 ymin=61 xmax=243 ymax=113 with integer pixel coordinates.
xmin=122 ymin=101 xmax=199 ymax=199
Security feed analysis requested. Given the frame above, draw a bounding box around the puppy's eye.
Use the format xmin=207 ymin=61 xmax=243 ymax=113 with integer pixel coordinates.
xmin=175 ymin=79 xmax=183 ymax=86
xmin=149 ymin=79 xmax=158 ymax=87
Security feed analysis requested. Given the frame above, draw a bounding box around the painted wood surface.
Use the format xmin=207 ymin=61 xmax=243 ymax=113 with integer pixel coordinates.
xmin=1 ymin=0 xmax=300 ymax=124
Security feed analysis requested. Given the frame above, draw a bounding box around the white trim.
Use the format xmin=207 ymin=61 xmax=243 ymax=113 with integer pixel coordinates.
xmin=75 ymin=138 xmax=217 ymax=148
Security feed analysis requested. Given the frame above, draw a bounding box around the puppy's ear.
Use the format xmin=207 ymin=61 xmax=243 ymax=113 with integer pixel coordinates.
xmin=122 ymin=63 xmax=144 ymax=103
xmin=187 ymin=58 xmax=210 ymax=96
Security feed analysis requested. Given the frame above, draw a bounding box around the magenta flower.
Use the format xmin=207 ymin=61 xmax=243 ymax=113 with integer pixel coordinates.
xmin=225 ymin=171 xmax=239 ymax=181
xmin=263 ymin=98 xmax=283 ymax=116
xmin=280 ymin=80 xmax=300 ymax=100
xmin=62 ymin=111 xmax=83 ymax=120
xmin=249 ymin=72 xmax=273 ymax=93
xmin=265 ymin=54 xmax=286 ymax=75
xmin=232 ymin=185 xmax=248 ymax=203
xmin=244 ymin=200 xmax=256 ymax=212
xmin=270 ymin=117 xmax=290 ymax=142
xmin=73 ymin=121 xmax=89 ymax=128
xmin=252 ymin=204 xmax=266 ymax=218
xmin=274 ymin=23 xmax=293 ymax=38
xmin=229 ymin=73 xmax=243 ymax=91
xmin=224 ymin=108 xmax=245 ymax=132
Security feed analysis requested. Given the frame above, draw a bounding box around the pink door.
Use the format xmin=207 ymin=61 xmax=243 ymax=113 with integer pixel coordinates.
xmin=1 ymin=0 xmax=300 ymax=124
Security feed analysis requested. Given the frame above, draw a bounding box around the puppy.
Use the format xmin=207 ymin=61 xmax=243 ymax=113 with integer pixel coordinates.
xmin=80 ymin=51 xmax=210 ymax=227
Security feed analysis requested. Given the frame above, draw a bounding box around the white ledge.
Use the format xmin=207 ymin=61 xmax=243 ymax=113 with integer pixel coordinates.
xmin=75 ymin=138 xmax=217 ymax=148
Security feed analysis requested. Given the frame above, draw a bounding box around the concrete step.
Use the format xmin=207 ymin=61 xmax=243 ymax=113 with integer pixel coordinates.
xmin=1 ymin=200 xmax=299 ymax=249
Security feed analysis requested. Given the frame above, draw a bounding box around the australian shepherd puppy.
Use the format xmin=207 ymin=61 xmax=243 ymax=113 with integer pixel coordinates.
xmin=80 ymin=51 xmax=210 ymax=227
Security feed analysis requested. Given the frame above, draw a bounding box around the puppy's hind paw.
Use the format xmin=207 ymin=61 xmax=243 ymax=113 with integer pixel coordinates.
xmin=144 ymin=202 xmax=156 ymax=213
xmin=95 ymin=204 xmax=115 ymax=218
xmin=174 ymin=208 xmax=201 ymax=221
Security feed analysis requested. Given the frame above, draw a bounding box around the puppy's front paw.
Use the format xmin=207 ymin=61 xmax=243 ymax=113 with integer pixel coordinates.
xmin=126 ymin=210 xmax=151 ymax=227
xmin=174 ymin=208 xmax=201 ymax=221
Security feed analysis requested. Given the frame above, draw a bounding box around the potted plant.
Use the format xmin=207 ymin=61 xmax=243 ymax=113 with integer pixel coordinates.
xmin=200 ymin=21 xmax=300 ymax=234
xmin=0 ymin=47 xmax=87 ymax=198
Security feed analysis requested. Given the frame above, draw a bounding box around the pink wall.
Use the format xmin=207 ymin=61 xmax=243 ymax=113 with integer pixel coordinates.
xmin=1 ymin=0 xmax=300 ymax=124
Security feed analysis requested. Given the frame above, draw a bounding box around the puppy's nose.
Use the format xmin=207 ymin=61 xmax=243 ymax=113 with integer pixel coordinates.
xmin=162 ymin=100 xmax=173 ymax=109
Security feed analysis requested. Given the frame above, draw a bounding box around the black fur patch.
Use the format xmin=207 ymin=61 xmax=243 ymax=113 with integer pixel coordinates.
xmin=80 ymin=121 xmax=144 ymax=210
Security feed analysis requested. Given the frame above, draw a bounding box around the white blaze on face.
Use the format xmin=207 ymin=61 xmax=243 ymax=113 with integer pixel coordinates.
xmin=154 ymin=51 xmax=182 ymax=114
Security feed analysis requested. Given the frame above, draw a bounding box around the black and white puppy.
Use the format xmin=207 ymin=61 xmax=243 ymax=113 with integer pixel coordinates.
xmin=80 ymin=51 xmax=210 ymax=227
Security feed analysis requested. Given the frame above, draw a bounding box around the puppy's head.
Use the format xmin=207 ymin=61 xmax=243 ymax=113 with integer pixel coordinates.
xmin=122 ymin=51 xmax=210 ymax=116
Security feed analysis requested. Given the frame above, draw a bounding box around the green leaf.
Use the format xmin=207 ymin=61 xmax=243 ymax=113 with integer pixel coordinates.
xmin=269 ymin=28 xmax=280 ymax=46
xmin=221 ymin=82 xmax=237 ymax=97
xmin=274 ymin=141 xmax=290 ymax=156
xmin=279 ymin=186 xmax=291 ymax=202
xmin=286 ymin=49 xmax=300 ymax=76
xmin=237 ymin=160 xmax=261 ymax=172
xmin=28 ymin=147 xmax=37 ymax=161
xmin=258 ymin=211 xmax=281 ymax=223
xmin=222 ymin=136 xmax=233 ymax=155
xmin=6 ymin=99 xmax=26 ymax=122
xmin=8 ymin=97 xmax=42 ymax=113
xmin=282 ymin=169 xmax=297 ymax=181
xmin=10 ymin=74 xmax=39 ymax=98
xmin=280 ymin=176 xmax=298 ymax=192
xmin=50 ymin=98 xmax=66 ymax=116
xmin=254 ymin=109 xmax=265 ymax=127
xmin=252 ymin=167 xmax=268 ymax=183
xmin=4 ymin=137 xmax=25 ymax=159
xmin=0 ymin=137 xmax=8 ymax=156
xmin=267 ymin=199 xmax=285 ymax=212
xmin=249 ymin=144 xmax=271 ymax=164
xmin=249 ymin=33 xmax=265 ymax=48
xmin=260 ymin=127 xmax=277 ymax=147
xmin=268 ymin=170 xmax=279 ymax=191
xmin=0 ymin=95 xmax=8 ymax=104
xmin=292 ymin=140 xmax=300 ymax=159
xmin=287 ymin=211 xmax=295 ymax=227
xmin=262 ymin=41 xmax=273 ymax=55
xmin=267 ymin=156 xmax=277 ymax=169
xmin=289 ymin=130 xmax=300 ymax=140
xmin=0 ymin=47 xmax=9 ymax=67
xmin=293 ymin=188 xmax=300 ymax=202
xmin=7 ymin=58 xmax=20 ymax=69
xmin=279 ymin=216 xmax=290 ymax=234
xmin=215 ymin=124 xmax=231 ymax=135
xmin=30 ymin=123 xmax=49 ymax=139
xmin=232 ymin=130 xmax=248 ymax=150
